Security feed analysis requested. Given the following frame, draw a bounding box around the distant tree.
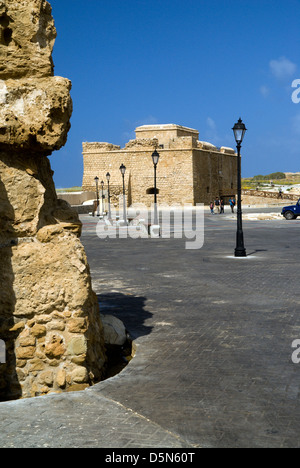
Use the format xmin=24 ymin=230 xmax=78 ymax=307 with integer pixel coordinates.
xmin=268 ymin=172 xmax=286 ymax=180
xmin=252 ymin=172 xmax=286 ymax=181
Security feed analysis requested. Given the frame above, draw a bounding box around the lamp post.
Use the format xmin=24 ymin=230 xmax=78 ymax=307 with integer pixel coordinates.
xmin=232 ymin=118 xmax=247 ymax=257
xmin=151 ymin=149 xmax=160 ymax=225
xmin=119 ymin=164 xmax=127 ymax=225
xmin=100 ymin=180 xmax=104 ymax=217
xmin=106 ymin=172 xmax=112 ymax=221
xmin=94 ymin=176 xmax=99 ymax=217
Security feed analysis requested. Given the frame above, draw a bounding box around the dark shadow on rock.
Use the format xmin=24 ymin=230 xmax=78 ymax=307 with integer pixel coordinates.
xmin=97 ymin=293 xmax=153 ymax=340
xmin=0 ymin=173 xmax=22 ymax=401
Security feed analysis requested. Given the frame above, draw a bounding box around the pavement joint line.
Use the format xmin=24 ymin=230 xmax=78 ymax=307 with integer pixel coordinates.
xmin=90 ymin=390 xmax=199 ymax=449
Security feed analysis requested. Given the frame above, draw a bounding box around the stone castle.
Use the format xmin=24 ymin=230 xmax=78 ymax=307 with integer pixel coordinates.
xmin=82 ymin=124 xmax=238 ymax=207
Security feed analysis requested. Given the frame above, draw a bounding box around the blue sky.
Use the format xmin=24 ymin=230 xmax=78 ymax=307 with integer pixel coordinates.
xmin=49 ymin=0 xmax=300 ymax=188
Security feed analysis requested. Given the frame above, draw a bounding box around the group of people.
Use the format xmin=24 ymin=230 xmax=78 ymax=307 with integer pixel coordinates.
xmin=210 ymin=197 xmax=236 ymax=214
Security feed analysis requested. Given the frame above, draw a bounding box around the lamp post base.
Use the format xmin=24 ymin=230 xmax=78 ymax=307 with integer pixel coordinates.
xmin=149 ymin=224 xmax=161 ymax=238
xmin=117 ymin=220 xmax=128 ymax=227
xmin=234 ymin=248 xmax=247 ymax=257
xmin=235 ymin=217 xmax=246 ymax=257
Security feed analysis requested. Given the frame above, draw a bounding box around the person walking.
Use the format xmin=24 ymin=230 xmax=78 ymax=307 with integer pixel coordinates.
xmin=229 ymin=197 xmax=236 ymax=213
xmin=214 ymin=197 xmax=220 ymax=214
xmin=220 ymin=198 xmax=225 ymax=214
xmin=210 ymin=201 xmax=214 ymax=214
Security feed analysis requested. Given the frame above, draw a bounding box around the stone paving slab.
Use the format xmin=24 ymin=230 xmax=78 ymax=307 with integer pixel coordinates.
xmin=1 ymin=212 xmax=300 ymax=448
xmin=0 ymin=389 xmax=187 ymax=448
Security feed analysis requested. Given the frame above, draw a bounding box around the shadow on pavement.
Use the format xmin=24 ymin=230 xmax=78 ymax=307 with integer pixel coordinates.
xmin=247 ymin=249 xmax=268 ymax=256
xmin=97 ymin=292 xmax=153 ymax=340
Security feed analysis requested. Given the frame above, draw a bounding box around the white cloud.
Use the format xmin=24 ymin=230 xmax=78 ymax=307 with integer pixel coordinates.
xmin=205 ymin=117 xmax=225 ymax=146
xmin=269 ymin=56 xmax=297 ymax=80
xmin=260 ymin=85 xmax=270 ymax=98
xmin=206 ymin=117 xmax=216 ymax=131
xmin=136 ymin=115 xmax=159 ymax=126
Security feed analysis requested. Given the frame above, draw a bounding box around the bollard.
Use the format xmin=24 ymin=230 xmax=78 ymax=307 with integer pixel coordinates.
xmin=149 ymin=224 xmax=161 ymax=238
xmin=0 ymin=340 xmax=6 ymax=364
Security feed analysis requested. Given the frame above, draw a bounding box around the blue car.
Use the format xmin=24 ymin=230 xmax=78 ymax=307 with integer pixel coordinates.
xmin=281 ymin=199 xmax=300 ymax=220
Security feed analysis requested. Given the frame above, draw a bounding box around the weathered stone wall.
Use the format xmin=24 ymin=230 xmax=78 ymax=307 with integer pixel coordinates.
xmin=82 ymin=125 xmax=237 ymax=206
xmin=242 ymin=189 xmax=299 ymax=201
xmin=82 ymin=141 xmax=195 ymax=207
xmin=0 ymin=0 xmax=106 ymax=401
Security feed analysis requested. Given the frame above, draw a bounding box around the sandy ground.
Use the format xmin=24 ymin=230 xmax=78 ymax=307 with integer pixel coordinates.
xmin=231 ymin=212 xmax=283 ymax=220
xmin=241 ymin=195 xmax=297 ymax=207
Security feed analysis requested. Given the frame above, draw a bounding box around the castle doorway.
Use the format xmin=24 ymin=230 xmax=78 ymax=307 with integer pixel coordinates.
xmin=146 ymin=188 xmax=160 ymax=195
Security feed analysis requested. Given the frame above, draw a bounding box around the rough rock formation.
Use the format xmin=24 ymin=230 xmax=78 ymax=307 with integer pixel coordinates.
xmin=0 ymin=0 xmax=106 ymax=400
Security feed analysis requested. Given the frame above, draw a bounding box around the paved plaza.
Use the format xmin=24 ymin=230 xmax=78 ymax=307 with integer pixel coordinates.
xmin=1 ymin=208 xmax=300 ymax=448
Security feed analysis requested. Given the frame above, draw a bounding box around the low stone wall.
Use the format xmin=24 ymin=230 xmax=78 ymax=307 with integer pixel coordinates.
xmin=71 ymin=204 xmax=94 ymax=214
xmin=242 ymin=189 xmax=299 ymax=201
xmin=57 ymin=191 xmax=95 ymax=206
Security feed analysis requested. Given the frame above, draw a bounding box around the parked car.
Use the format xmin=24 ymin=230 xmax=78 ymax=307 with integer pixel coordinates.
xmin=281 ymin=199 xmax=300 ymax=219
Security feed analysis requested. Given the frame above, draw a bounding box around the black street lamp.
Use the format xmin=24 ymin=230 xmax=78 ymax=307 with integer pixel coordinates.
xmin=232 ymin=118 xmax=247 ymax=257
xmin=119 ymin=164 xmax=127 ymax=225
xmin=100 ymin=180 xmax=105 ymax=216
xmin=106 ymin=172 xmax=112 ymax=221
xmin=94 ymin=176 xmax=99 ymax=217
xmin=151 ymin=149 xmax=160 ymax=225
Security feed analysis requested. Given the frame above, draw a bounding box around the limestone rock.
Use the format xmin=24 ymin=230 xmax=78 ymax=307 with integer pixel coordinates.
xmin=0 ymin=77 xmax=73 ymax=153
xmin=0 ymin=218 xmax=107 ymax=399
xmin=101 ymin=314 xmax=127 ymax=346
xmin=0 ymin=0 xmax=107 ymax=401
xmin=0 ymin=0 xmax=56 ymax=79
xmin=0 ymin=152 xmax=80 ymax=239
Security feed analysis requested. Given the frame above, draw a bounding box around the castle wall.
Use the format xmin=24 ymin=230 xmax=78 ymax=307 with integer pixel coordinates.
xmin=82 ymin=125 xmax=237 ymax=207
xmin=82 ymin=142 xmax=194 ymax=207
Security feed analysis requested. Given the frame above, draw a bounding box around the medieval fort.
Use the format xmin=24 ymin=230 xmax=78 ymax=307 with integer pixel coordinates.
xmin=82 ymin=124 xmax=238 ymax=207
